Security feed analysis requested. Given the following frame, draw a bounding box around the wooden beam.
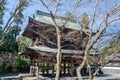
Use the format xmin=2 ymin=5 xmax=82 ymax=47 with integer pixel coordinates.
xmin=28 ymin=46 xmax=84 ymax=54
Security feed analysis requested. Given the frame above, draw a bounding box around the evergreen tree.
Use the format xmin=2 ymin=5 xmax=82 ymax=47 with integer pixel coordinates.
xmin=81 ymin=12 xmax=89 ymax=30
xmin=0 ymin=0 xmax=5 ymax=26
xmin=0 ymin=0 xmax=29 ymax=72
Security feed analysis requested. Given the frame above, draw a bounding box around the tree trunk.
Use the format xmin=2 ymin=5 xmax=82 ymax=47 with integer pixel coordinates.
xmin=77 ymin=51 xmax=88 ymax=80
xmin=89 ymin=75 xmax=93 ymax=80
xmin=87 ymin=64 xmax=93 ymax=80
xmin=2 ymin=51 xmax=6 ymax=73
xmin=2 ymin=62 xmax=6 ymax=72
xmin=55 ymin=30 xmax=61 ymax=80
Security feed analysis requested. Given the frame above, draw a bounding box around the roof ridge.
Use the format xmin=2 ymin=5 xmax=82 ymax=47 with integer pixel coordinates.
xmin=36 ymin=10 xmax=77 ymax=23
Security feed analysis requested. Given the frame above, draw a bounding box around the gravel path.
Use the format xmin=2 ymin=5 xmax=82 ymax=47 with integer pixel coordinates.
xmin=0 ymin=73 xmax=29 ymax=80
xmin=1 ymin=68 xmax=120 ymax=80
xmin=1 ymin=74 xmax=120 ymax=80
xmin=94 ymin=74 xmax=120 ymax=80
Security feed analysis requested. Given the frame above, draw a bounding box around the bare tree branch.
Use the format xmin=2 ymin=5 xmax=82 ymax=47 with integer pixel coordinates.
xmin=0 ymin=0 xmax=2 ymax=4
xmin=40 ymin=0 xmax=51 ymax=12
xmin=88 ymin=0 xmax=99 ymax=44
xmin=40 ymin=1 xmax=62 ymax=80
xmin=90 ymin=0 xmax=98 ymax=29
xmin=108 ymin=17 xmax=120 ymax=25
xmin=77 ymin=1 xmax=120 ymax=80
xmin=54 ymin=0 xmax=60 ymax=15
xmin=71 ymin=0 xmax=81 ymax=13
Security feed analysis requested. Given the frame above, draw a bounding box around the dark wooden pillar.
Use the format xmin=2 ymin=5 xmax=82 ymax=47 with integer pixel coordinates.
xmin=36 ymin=59 xmax=39 ymax=79
xmin=52 ymin=63 xmax=54 ymax=76
xmin=33 ymin=59 xmax=35 ymax=66
xmin=68 ymin=63 xmax=70 ymax=74
xmin=30 ymin=58 xmax=33 ymax=66
xmin=46 ymin=63 xmax=49 ymax=75
xmin=64 ymin=62 xmax=66 ymax=74
xmin=42 ymin=63 xmax=45 ymax=75
xmin=39 ymin=60 xmax=41 ymax=74
xmin=37 ymin=58 xmax=39 ymax=66
xmin=60 ymin=66 xmax=62 ymax=76
xmin=30 ymin=57 xmax=32 ymax=66
xmin=70 ymin=60 xmax=74 ymax=76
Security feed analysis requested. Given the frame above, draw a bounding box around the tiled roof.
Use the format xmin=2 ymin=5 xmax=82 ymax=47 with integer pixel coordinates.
xmin=108 ymin=54 xmax=120 ymax=62
xmin=33 ymin=10 xmax=89 ymax=32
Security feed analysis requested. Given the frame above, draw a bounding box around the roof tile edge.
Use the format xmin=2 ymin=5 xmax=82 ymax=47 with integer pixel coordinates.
xmin=36 ymin=10 xmax=77 ymax=23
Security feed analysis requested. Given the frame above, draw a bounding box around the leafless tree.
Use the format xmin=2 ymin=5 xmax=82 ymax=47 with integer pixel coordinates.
xmin=39 ymin=0 xmax=82 ymax=80
xmin=39 ymin=0 xmax=120 ymax=80
xmin=76 ymin=0 xmax=120 ymax=80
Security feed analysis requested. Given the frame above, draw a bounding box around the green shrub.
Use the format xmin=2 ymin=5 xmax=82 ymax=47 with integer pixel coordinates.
xmin=15 ymin=56 xmax=30 ymax=72
xmin=0 ymin=63 xmax=2 ymax=73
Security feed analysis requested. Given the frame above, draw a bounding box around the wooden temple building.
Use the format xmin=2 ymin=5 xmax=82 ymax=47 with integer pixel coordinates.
xmin=22 ymin=11 xmax=100 ymax=77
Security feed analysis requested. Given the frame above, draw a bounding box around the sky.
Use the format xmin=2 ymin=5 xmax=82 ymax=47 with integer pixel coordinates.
xmin=3 ymin=0 xmax=44 ymax=29
xmin=2 ymin=0 xmax=120 ymax=50
xmin=3 ymin=0 xmax=120 ymax=37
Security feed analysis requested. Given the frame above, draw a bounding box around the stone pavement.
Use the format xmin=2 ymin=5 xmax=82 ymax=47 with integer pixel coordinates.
xmin=1 ymin=74 xmax=120 ymax=80
xmin=1 ymin=67 xmax=120 ymax=80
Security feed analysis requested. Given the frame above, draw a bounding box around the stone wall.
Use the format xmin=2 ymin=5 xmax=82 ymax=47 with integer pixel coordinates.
xmin=102 ymin=67 xmax=120 ymax=74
